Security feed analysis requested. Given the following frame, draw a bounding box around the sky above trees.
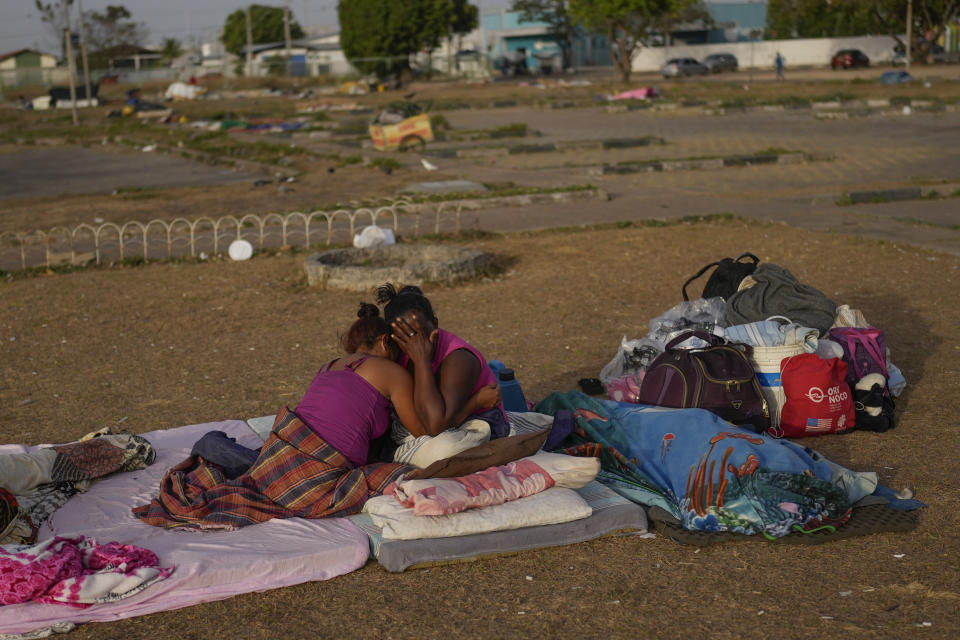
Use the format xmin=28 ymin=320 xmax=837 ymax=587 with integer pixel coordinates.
xmin=0 ymin=0 xmax=511 ymax=54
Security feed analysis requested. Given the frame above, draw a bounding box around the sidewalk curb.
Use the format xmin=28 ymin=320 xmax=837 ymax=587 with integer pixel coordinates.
xmin=588 ymin=152 xmax=809 ymax=175
xmin=404 ymin=188 xmax=610 ymax=213
xmin=450 ymin=136 xmax=666 ymax=159
xmin=812 ymin=183 xmax=960 ymax=206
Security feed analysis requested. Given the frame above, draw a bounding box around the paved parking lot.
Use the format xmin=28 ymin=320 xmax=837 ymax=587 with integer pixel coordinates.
xmin=427 ymin=105 xmax=960 ymax=254
xmin=0 ymin=147 xmax=256 ymax=199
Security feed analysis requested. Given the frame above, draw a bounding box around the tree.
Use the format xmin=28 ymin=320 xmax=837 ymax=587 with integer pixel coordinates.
xmin=651 ymin=0 xmax=712 ymax=48
xmin=34 ymin=0 xmax=73 ymax=60
xmin=221 ymin=5 xmax=305 ymax=57
xmin=450 ymin=0 xmax=480 ymax=38
xmin=338 ymin=0 xmax=477 ymax=77
xmin=766 ymin=1 xmax=960 ymax=63
xmin=511 ymin=1 xmax=577 ymax=69
xmin=420 ymin=0 xmax=453 ymax=71
xmin=418 ymin=0 xmax=479 ymax=75
xmin=570 ymin=0 xmax=707 ymax=82
xmin=83 ymin=5 xmax=148 ymax=51
xmin=160 ymin=38 xmax=183 ymax=64
xmin=446 ymin=0 xmax=479 ymax=73
xmin=35 ymin=2 xmax=148 ymax=66
xmin=767 ymin=0 xmax=885 ymax=38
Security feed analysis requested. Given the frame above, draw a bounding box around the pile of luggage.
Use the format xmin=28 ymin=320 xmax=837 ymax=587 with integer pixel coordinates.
xmin=600 ymin=252 xmax=904 ymax=438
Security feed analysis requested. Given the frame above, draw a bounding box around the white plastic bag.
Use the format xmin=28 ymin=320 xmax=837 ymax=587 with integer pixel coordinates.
xmin=353 ymin=225 xmax=396 ymax=249
xmin=647 ymin=297 xmax=727 ymax=350
xmin=599 ymin=297 xmax=727 ymax=383
xmin=599 ymin=336 xmax=661 ymax=381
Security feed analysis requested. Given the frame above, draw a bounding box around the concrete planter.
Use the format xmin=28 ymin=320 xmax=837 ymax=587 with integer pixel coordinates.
xmin=304 ymin=245 xmax=493 ymax=291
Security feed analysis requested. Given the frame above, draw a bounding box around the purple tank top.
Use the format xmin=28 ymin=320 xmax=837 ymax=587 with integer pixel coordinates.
xmin=295 ymin=357 xmax=391 ymax=466
xmin=401 ymin=329 xmax=506 ymax=420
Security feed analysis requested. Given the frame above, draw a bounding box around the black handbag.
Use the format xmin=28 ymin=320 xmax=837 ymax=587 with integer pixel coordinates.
xmin=682 ymin=252 xmax=760 ymax=301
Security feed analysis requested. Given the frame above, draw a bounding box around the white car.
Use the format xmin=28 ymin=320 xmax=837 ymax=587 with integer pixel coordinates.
xmin=661 ymin=58 xmax=709 ymax=78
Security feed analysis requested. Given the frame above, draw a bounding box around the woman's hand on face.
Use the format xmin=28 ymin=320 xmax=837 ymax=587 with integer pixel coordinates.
xmin=474 ymin=383 xmax=501 ymax=409
xmin=391 ymin=314 xmax=436 ymax=363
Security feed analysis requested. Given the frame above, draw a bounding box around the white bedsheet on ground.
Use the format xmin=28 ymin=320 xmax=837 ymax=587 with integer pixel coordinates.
xmin=0 ymin=419 xmax=371 ymax=636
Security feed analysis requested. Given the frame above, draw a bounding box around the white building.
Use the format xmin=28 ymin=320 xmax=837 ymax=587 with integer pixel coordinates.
xmin=242 ymin=32 xmax=353 ymax=77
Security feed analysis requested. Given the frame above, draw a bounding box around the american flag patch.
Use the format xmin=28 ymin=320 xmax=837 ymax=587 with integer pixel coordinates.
xmin=806 ymin=417 xmax=833 ymax=431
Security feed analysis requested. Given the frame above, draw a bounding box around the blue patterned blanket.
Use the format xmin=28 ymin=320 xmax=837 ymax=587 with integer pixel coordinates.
xmin=534 ymin=392 xmax=852 ymax=538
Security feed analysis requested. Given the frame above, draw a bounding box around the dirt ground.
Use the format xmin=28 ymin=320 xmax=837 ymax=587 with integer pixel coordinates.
xmin=2 ymin=68 xmax=960 ymax=637
xmin=2 ymin=218 xmax=959 ymax=639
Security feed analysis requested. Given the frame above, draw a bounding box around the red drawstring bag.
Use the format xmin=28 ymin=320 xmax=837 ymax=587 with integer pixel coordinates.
xmin=775 ymin=354 xmax=855 ymax=437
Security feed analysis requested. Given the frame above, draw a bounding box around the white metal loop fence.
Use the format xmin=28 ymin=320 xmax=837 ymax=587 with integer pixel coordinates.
xmin=0 ymin=199 xmax=470 ymax=273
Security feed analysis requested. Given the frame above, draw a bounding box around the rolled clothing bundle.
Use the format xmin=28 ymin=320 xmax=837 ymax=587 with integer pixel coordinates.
xmin=725 ymin=263 xmax=837 ymax=336
xmin=191 ymin=431 xmax=261 ymax=479
xmin=724 ymin=317 xmax=820 ymax=352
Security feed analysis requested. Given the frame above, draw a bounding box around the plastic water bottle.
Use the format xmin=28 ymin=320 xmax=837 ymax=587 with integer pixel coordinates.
xmin=488 ymin=359 xmax=506 ymax=379
xmin=497 ymin=367 xmax=528 ymax=413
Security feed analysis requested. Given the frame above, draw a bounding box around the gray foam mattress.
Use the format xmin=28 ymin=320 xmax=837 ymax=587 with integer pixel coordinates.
xmin=348 ymin=480 xmax=649 ymax=572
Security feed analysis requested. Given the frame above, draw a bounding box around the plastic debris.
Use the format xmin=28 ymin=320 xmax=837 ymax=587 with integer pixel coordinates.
xmin=353 ymin=225 xmax=396 ymax=249
xmin=228 ymin=240 xmax=254 ymax=261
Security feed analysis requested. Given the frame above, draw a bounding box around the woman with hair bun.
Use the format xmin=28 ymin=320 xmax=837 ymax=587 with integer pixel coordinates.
xmin=133 ymin=303 xmax=500 ymax=530
xmin=376 ymin=283 xmax=509 ymax=461
xmin=295 ymin=302 xmax=499 ymax=467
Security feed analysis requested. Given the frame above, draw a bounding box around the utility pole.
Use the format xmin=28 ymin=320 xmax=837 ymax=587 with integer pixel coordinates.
xmin=245 ymin=5 xmax=254 ymax=77
xmin=749 ymin=31 xmax=759 ymax=85
xmin=76 ymin=0 xmax=92 ymax=107
xmin=185 ymin=8 xmax=191 ymax=49
xmin=905 ymin=0 xmax=913 ymax=72
xmin=61 ymin=0 xmax=78 ymax=125
xmin=283 ymin=0 xmax=292 ymax=76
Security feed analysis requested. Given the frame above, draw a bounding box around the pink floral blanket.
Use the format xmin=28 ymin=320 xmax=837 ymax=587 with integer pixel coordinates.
xmin=386 ymin=459 xmax=554 ymax=516
xmin=0 ymin=536 xmax=173 ymax=608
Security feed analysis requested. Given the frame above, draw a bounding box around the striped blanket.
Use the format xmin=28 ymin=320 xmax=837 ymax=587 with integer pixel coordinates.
xmin=133 ymin=408 xmax=412 ymax=530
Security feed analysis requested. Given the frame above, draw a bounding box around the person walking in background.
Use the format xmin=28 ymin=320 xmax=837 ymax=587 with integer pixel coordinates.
xmin=775 ymin=52 xmax=785 ymax=81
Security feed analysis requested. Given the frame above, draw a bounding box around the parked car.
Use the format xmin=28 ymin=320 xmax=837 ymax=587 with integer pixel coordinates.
xmin=661 ymin=58 xmax=709 ymax=78
xmin=893 ymin=42 xmax=960 ymax=65
xmin=702 ymin=53 xmax=738 ymax=73
xmin=831 ymin=49 xmax=870 ymax=69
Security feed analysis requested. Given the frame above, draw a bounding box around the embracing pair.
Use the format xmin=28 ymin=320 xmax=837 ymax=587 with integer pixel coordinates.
xmin=295 ymin=283 xmax=508 ymax=470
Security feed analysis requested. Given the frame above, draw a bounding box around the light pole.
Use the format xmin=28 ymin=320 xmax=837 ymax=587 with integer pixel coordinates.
xmin=748 ymin=29 xmax=762 ymax=85
xmin=61 ymin=0 xmax=78 ymax=126
xmin=905 ymin=0 xmax=913 ymax=73
xmin=245 ymin=5 xmax=254 ymax=77
xmin=76 ymin=0 xmax=92 ymax=108
xmin=284 ymin=0 xmax=292 ymax=76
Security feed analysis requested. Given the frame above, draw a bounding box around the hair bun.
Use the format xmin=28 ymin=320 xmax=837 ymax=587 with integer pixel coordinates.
xmin=375 ymin=283 xmax=399 ymax=305
xmin=398 ymin=285 xmax=424 ymax=297
xmin=357 ymin=302 xmax=380 ymax=319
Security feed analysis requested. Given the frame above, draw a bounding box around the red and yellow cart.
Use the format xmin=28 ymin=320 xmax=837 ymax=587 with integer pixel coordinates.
xmin=369 ymin=112 xmax=434 ymax=152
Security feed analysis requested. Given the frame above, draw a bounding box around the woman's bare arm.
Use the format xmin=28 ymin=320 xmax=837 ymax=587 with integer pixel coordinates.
xmin=391 ymin=316 xmax=484 ymax=435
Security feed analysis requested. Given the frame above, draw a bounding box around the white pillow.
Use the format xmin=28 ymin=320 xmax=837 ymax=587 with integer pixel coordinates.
xmin=524 ymin=452 xmax=600 ymax=489
xmin=363 ymin=487 xmax=592 ymax=541
xmin=393 ymin=419 xmax=490 ymax=469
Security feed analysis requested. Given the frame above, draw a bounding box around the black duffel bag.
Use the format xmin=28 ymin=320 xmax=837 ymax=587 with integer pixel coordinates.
xmin=681 ymin=252 xmax=759 ymax=302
